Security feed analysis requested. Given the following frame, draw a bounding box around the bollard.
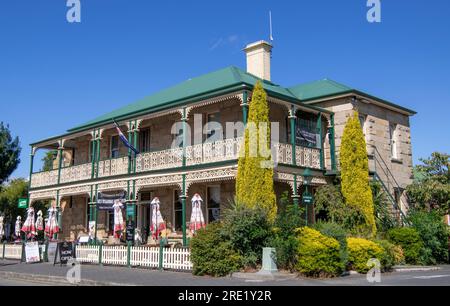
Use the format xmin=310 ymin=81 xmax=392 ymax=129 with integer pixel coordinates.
xmin=258 ymin=247 xmax=278 ymax=274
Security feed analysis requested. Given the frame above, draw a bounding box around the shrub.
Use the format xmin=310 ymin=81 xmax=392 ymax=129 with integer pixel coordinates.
xmin=408 ymin=210 xmax=449 ymax=265
xmin=347 ymin=237 xmax=385 ymax=273
xmin=340 ymin=111 xmax=376 ymax=237
xmin=190 ymin=222 xmax=242 ymax=276
xmin=387 ymin=227 xmax=423 ymax=265
xmin=236 ymin=81 xmax=277 ymax=222
xmin=371 ymin=181 xmax=399 ymax=233
xmin=295 ymin=227 xmax=343 ymax=277
xmin=375 ymin=239 xmax=405 ymax=271
xmin=221 ymin=204 xmax=272 ymax=268
xmin=269 ymin=194 xmax=305 ymax=271
xmin=313 ymin=221 xmax=349 ymax=270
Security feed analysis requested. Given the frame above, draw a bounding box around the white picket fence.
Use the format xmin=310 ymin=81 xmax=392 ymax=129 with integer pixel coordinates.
xmin=75 ymin=245 xmax=193 ymax=271
xmin=3 ymin=244 xmax=23 ymax=259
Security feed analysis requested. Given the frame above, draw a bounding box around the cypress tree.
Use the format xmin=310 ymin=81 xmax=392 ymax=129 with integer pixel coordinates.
xmin=340 ymin=111 xmax=376 ymax=236
xmin=236 ymin=82 xmax=277 ymax=222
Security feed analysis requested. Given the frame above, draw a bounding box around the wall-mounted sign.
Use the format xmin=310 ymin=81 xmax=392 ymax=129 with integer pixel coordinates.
xmin=18 ymin=198 xmax=28 ymax=209
xmin=97 ymin=192 xmax=126 ymax=211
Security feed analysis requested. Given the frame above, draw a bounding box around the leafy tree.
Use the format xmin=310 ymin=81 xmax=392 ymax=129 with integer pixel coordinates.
xmin=236 ymin=81 xmax=277 ymax=222
xmin=0 ymin=122 xmax=21 ymax=184
xmin=42 ymin=150 xmax=57 ymax=171
xmin=407 ymin=152 xmax=450 ymax=215
xmin=340 ymin=112 xmax=376 ymax=237
xmin=0 ymin=179 xmax=28 ymax=223
xmin=314 ymin=184 xmax=366 ymax=234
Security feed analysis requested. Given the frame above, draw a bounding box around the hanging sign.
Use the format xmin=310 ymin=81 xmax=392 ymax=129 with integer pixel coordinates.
xmin=18 ymin=198 xmax=28 ymax=209
xmin=97 ymin=192 xmax=126 ymax=211
xmin=25 ymin=241 xmax=40 ymax=263
xmin=126 ymin=204 xmax=135 ymax=218
xmin=302 ymin=193 xmax=314 ymax=205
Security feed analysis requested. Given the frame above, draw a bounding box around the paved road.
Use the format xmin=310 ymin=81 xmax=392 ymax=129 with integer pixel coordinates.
xmin=1 ymin=260 xmax=450 ymax=286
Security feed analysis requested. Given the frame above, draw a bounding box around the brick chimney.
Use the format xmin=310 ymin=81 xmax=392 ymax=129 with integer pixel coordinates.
xmin=244 ymin=40 xmax=273 ymax=81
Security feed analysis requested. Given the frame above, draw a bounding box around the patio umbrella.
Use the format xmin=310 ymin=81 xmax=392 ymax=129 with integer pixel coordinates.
xmin=14 ymin=216 xmax=21 ymax=241
xmin=0 ymin=215 xmax=4 ymax=240
xmin=112 ymin=199 xmax=125 ymax=239
xmin=21 ymin=206 xmax=37 ymax=239
xmin=150 ymin=197 xmax=166 ymax=240
xmin=35 ymin=210 xmax=44 ymax=232
xmin=189 ymin=193 xmax=205 ymax=234
xmin=45 ymin=207 xmax=59 ymax=239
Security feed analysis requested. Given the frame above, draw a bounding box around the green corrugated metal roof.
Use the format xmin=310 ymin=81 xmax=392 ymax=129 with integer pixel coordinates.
xmin=68 ymin=66 xmax=296 ymax=132
xmin=288 ymin=79 xmax=352 ymax=101
xmin=288 ymin=79 xmax=416 ymax=115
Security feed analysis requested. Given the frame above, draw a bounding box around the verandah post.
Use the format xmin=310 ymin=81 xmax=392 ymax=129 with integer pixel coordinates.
xmin=181 ymin=107 xmax=188 ymax=247
xmin=289 ymin=106 xmax=300 ymax=208
xmin=317 ymin=112 xmax=324 ymax=170
xmin=329 ymin=114 xmax=337 ymax=171
xmin=241 ymin=90 xmax=248 ymax=126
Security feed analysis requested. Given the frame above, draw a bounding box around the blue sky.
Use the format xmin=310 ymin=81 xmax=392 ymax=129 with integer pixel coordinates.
xmin=0 ymin=0 xmax=449 ymax=179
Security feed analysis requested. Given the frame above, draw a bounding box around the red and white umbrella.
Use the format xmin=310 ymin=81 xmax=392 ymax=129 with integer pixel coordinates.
xmin=0 ymin=215 xmax=4 ymax=239
xmin=113 ymin=199 xmax=125 ymax=239
xmin=45 ymin=206 xmax=59 ymax=239
xmin=35 ymin=210 xmax=44 ymax=232
xmin=15 ymin=216 xmax=21 ymax=240
xmin=189 ymin=193 xmax=205 ymax=234
xmin=150 ymin=197 xmax=166 ymax=240
xmin=21 ymin=207 xmax=36 ymax=239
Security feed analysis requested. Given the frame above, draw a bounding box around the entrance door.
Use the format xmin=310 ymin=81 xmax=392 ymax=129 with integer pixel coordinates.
xmin=138 ymin=191 xmax=152 ymax=243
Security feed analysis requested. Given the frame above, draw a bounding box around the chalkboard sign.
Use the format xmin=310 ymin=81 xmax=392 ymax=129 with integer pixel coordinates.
xmin=54 ymin=241 xmax=74 ymax=266
xmin=126 ymin=221 xmax=135 ymax=243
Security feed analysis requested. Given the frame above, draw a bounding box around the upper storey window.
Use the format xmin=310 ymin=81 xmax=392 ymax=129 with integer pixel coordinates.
xmin=389 ymin=123 xmax=398 ymax=159
xmin=111 ymin=135 xmax=120 ymax=158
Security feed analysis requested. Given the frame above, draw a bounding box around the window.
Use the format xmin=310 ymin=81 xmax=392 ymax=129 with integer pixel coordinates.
xmin=206 ymin=112 xmax=222 ymax=142
xmin=111 ymin=135 xmax=119 ymax=158
xmin=296 ymin=113 xmax=319 ymax=148
xmin=359 ymin=114 xmax=367 ymax=136
xmin=207 ymin=186 xmax=221 ymax=223
xmin=389 ymin=123 xmax=398 ymax=159
xmin=174 ymin=190 xmax=183 ymax=232
xmin=139 ymin=128 xmax=151 ymax=153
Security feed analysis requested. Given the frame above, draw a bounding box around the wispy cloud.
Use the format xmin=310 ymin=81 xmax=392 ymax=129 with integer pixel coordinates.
xmin=209 ymin=35 xmax=240 ymax=51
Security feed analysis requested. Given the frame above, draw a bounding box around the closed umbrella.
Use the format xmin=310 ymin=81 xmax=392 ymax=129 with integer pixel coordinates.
xmin=150 ymin=197 xmax=166 ymax=240
xmin=0 ymin=215 xmax=4 ymax=240
xmin=21 ymin=206 xmax=37 ymax=239
xmin=45 ymin=207 xmax=59 ymax=239
xmin=15 ymin=216 xmax=21 ymax=241
xmin=35 ymin=210 xmax=44 ymax=232
xmin=113 ymin=199 xmax=125 ymax=239
xmin=189 ymin=193 xmax=205 ymax=234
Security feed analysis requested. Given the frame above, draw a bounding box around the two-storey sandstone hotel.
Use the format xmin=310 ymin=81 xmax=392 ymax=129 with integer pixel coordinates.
xmin=28 ymin=41 xmax=416 ymax=244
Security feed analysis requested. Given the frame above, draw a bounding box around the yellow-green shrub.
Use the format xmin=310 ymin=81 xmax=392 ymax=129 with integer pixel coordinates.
xmin=236 ymin=81 xmax=277 ymax=222
xmin=347 ymin=237 xmax=385 ymax=273
xmin=340 ymin=112 xmax=376 ymax=237
xmin=295 ymin=227 xmax=343 ymax=277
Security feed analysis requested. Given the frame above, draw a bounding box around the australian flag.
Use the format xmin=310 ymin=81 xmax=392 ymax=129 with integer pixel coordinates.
xmin=113 ymin=120 xmax=140 ymax=155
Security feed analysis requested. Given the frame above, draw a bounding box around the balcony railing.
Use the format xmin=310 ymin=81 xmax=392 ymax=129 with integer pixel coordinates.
xmin=30 ymin=137 xmax=322 ymax=189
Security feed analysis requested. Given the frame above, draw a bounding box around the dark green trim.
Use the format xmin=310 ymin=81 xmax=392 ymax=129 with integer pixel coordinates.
xmin=181 ymin=174 xmax=187 ymax=247
xmin=242 ymin=91 xmax=248 ymax=126
xmin=329 ymin=114 xmax=337 ymax=171
xmin=292 ymin=174 xmax=299 ymax=208
xmin=289 ymin=108 xmax=296 ymax=165
xmin=317 ymin=112 xmax=324 ymax=170
xmin=57 ymin=147 xmax=64 ymax=185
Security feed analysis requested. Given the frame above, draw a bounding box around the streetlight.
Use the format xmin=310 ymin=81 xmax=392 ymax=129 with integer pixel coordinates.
xmin=302 ymin=168 xmax=313 ymax=226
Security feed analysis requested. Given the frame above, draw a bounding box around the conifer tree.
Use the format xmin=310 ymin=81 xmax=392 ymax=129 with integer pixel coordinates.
xmin=340 ymin=111 xmax=376 ymax=236
xmin=236 ymin=82 xmax=277 ymax=222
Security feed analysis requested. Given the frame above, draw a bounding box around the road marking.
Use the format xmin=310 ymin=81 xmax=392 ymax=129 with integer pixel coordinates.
xmin=413 ymin=275 xmax=450 ymax=280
